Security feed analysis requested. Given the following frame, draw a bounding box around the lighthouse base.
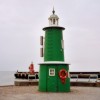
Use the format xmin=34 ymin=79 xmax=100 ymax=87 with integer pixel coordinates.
xmin=39 ymin=62 xmax=70 ymax=92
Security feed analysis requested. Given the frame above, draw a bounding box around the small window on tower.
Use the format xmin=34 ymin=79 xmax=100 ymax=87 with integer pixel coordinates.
xmin=53 ymin=19 xmax=55 ymax=24
xmin=49 ymin=68 xmax=55 ymax=76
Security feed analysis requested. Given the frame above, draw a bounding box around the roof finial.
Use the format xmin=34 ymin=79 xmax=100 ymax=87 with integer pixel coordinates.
xmin=52 ymin=6 xmax=55 ymax=14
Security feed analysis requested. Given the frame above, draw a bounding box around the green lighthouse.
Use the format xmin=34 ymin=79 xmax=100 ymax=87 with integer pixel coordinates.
xmin=39 ymin=9 xmax=70 ymax=92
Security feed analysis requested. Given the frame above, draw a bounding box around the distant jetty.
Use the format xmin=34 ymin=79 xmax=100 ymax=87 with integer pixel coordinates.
xmin=14 ymin=62 xmax=100 ymax=86
xmin=14 ymin=62 xmax=39 ymax=79
xmin=14 ymin=70 xmax=100 ymax=87
xmin=14 ymin=71 xmax=100 ymax=79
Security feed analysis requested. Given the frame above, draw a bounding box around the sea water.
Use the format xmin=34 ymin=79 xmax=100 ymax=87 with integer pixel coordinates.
xmin=0 ymin=71 xmax=15 ymax=86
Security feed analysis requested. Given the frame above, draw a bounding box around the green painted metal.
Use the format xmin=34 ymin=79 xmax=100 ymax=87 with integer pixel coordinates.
xmin=39 ymin=64 xmax=70 ymax=92
xmin=57 ymin=64 xmax=70 ymax=92
xmin=39 ymin=13 xmax=70 ymax=92
xmin=39 ymin=65 xmax=47 ymax=91
xmin=47 ymin=65 xmax=58 ymax=92
xmin=43 ymin=27 xmax=65 ymax=61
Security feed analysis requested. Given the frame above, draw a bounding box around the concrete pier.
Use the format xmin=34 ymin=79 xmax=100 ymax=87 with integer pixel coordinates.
xmin=14 ymin=80 xmax=100 ymax=87
xmin=0 ymin=86 xmax=100 ymax=100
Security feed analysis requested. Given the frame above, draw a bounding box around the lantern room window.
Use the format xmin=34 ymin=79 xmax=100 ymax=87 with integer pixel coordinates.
xmin=53 ymin=19 xmax=55 ymax=24
xmin=48 ymin=9 xmax=59 ymax=26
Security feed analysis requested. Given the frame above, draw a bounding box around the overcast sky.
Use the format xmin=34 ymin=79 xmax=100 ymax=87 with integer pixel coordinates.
xmin=0 ymin=0 xmax=100 ymax=71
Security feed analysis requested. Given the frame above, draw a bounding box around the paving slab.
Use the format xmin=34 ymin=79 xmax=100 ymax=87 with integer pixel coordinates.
xmin=0 ymin=86 xmax=100 ymax=100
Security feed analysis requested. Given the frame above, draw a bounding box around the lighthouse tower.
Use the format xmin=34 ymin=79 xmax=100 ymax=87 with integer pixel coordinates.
xmin=39 ymin=9 xmax=70 ymax=92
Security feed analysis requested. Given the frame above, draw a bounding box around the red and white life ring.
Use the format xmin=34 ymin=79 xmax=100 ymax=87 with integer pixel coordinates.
xmin=59 ymin=69 xmax=68 ymax=83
